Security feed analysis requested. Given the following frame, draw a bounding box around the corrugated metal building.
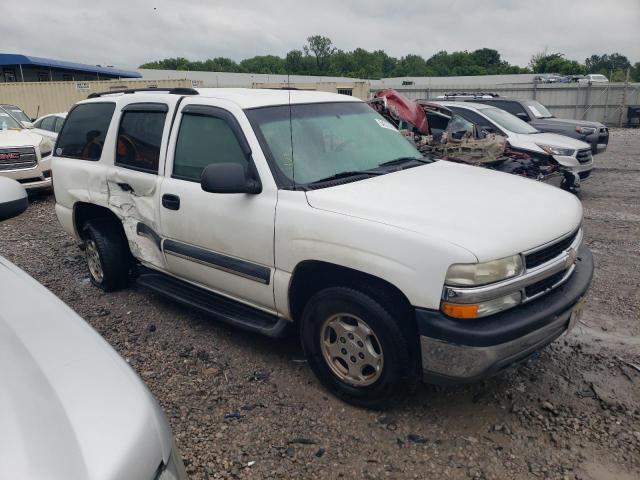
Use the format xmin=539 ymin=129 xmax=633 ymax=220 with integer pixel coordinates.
xmin=0 ymin=53 xmax=141 ymax=82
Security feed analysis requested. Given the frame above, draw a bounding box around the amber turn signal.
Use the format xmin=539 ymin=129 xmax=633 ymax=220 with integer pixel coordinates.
xmin=441 ymin=302 xmax=479 ymax=319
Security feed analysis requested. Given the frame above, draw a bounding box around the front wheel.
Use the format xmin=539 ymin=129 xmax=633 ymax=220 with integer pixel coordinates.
xmin=300 ymin=287 xmax=417 ymax=408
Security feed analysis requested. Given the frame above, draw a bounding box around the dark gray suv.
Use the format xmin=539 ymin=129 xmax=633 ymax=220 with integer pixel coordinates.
xmin=465 ymin=98 xmax=608 ymax=154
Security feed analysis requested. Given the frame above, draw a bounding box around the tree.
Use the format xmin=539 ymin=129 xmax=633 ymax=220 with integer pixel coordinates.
xmin=585 ymin=53 xmax=631 ymax=74
xmin=303 ymin=35 xmax=335 ymax=74
xmin=239 ymin=55 xmax=286 ymax=74
xmin=529 ymin=52 xmax=585 ymax=75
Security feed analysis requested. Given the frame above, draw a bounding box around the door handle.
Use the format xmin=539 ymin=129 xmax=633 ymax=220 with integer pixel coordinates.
xmin=162 ymin=194 xmax=180 ymax=210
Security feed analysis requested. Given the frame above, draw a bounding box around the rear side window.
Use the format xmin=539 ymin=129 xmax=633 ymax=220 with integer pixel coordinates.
xmin=115 ymin=105 xmax=167 ymax=174
xmin=494 ymin=101 xmax=528 ymax=118
xmin=54 ymin=116 xmax=65 ymax=133
xmin=56 ymin=103 xmax=115 ymax=160
xmin=40 ymin=116 xmax=56 ymax=131
xmin=173 ymin=114 xmax=248 ymax=181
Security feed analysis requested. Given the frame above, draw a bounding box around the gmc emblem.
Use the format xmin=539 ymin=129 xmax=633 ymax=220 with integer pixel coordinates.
xmin=0 ymin=152 xmax=19 ymax=160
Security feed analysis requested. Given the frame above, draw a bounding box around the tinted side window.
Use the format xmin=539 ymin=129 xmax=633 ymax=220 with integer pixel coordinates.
xmin=495 ymin=101 xmax=527 ymax=117
xmin=56 ymin=103 xmax=115 ymax=160
xmin=40 ymin=116 xmax=56 ymax=131
xmin=450 ymin=108 xmax=493 ymax=129
xmin=54 ymin=116 xmax=65 ymax=133
xmin=173 ymin=114 xmax=248 ymax=181
xmin=116 ymin=109 xmax=167 ymax=174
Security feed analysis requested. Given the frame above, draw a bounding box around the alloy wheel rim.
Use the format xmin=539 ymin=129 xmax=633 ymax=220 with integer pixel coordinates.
xmin=85 ymin=240 xmax=104 ymax=283
xmin=320 ymin=313 xmax=384 ymax=386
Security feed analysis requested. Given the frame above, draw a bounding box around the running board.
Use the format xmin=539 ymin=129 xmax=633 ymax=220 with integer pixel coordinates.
xmin=136 ymin=269 xmax=289 ymax=338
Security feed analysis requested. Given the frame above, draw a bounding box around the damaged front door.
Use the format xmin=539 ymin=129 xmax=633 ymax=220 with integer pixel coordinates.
xmin=106 ymin=102 xmax=170 ymax=270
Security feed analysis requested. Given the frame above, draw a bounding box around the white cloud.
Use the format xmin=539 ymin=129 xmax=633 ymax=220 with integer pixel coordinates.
xmin=3 ymin=0 xmax=639 ymax=70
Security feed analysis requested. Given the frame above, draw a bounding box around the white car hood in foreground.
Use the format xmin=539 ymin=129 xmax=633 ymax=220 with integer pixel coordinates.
xmin=0 ymin=129 xmax=43 ymax=148
xmin=0 ymin=256 xmax=171 ymax=480
xmin=306 ymin=161 xmax=583 ymax=262
xmin=507 ymin=131 xmax=591 ymax=153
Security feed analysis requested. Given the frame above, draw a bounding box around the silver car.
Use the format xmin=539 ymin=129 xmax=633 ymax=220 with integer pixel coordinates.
xmin=0 ymin=177 xmax=187 ymax=479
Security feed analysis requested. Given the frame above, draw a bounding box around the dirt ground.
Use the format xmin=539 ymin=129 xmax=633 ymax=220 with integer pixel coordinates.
xmin=1 ymin=129 xmax=639 ymax=480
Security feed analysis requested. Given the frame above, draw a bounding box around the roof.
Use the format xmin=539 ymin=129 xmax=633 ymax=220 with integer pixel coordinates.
xmin=430 ymin=100 xmax=495 ymax=110
xmin=0 ymin=54 xmax=141 ymax=78
xmin=86 ymin=88 xmax=360 ymax=109
xmin=196 ymin=88 xmax=359 ymax=108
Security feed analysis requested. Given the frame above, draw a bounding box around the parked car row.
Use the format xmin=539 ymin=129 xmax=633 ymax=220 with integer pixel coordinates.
xmin=534 ymin=73 xmax=609 ymax=84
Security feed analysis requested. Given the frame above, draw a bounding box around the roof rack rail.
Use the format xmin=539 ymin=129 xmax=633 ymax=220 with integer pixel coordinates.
xmin=441 ymin=92 xmax=500 ymax=98
xmin=87 ymin=87 xmax=199 ymax=99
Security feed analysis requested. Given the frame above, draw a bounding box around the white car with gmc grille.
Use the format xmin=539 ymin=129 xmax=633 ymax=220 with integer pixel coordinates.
xmin=52 ymin=88 xmax=594 ymax=407
xmin=0 ymin=109 xmax=54 ymax=191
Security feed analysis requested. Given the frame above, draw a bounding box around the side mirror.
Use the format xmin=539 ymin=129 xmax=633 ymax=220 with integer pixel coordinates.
xmin=516 ymin=112 xmax=530 ymax=122
xmin=0 ymin=177 xmax=28 ymax=221
xmin=200 ymin=163 xmax=262 ymax=194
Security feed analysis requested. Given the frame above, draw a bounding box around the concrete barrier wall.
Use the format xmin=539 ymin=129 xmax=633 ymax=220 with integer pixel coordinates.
xmin=371 ymin=83 xmax=640 ymax=126
xmin=0 ymin=79 xmax=200 ymax=119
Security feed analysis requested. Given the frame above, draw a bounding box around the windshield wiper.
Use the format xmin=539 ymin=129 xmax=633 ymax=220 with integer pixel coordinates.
xmin=309 ymin=170 xmax=384 ymax=185
xmin=378 ymin=156 xmax=430 ymax=168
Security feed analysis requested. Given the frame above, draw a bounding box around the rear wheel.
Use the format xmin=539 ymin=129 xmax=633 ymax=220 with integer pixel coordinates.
xmin=82 ymin=220 xmax=130 ymax=291
xmin=301 ymin=287 xmax=417 ymax=408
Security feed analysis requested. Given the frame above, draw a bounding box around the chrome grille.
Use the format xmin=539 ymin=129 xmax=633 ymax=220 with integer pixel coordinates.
xmin=576 ymin=149 xmax=592 ymax=164
xmin=0 ymin=147 xmax=37 ymax=171
xmin=525 ymin=229 xmax=579 ymax=269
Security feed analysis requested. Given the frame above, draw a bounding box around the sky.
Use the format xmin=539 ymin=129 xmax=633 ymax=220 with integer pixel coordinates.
xmin=3 ymin=0 xmax=639 ymax=70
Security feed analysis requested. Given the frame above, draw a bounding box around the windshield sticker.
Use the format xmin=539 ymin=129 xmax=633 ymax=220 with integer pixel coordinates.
xmin=0 ymin=113 xmax=9 ymax=117
xmin=529 ymin=105 xmax=543 ymax=118
xmin=375 ymin=118 xmax=397 ymax=131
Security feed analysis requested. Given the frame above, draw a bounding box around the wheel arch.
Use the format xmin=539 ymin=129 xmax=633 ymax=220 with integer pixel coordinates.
xmin=288 ymin=260 xmax=416 ymax=332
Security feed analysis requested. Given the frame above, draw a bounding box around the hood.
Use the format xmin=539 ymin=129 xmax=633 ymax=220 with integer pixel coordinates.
xmin=374 ymin=89 xmax=429 ymax=134
xmin=530 ymin=117 xmax=604 ymax=129
xmin=305 ymin=161 xmax=582 ymax=262
xmin=508 ymin=131 xmax=591 ymax=152
xmin=0 ymin=257 xmax=172 ymax=480
xmin=0 ymin=129 xmax=44 ymax=149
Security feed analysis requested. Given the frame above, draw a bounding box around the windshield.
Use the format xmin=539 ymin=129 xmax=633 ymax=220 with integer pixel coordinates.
xmin=1 ymin=105 xmax=30 ymax=123
xmin=246 ymin=102 xmax=424 ymax=186
xmin=525 ymin=101 xmax=553 ymax=119
xmin=479 ymin=107 xmax=539 ymax=134
xmin=0 ymin=110 xmax=22 ymax=130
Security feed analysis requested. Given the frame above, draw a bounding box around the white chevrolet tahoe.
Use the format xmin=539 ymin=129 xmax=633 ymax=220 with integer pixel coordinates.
xmin=0 ymin=109 xmax=54 ymax=191
xmin=52 ymin=88 xmax=594 ymax=407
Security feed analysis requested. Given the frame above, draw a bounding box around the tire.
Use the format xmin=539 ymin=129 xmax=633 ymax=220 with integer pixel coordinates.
xmin=82 ymin=219 xmax=130 ymax=292
xmin=300 ymin=287 xmax=418 ymax=409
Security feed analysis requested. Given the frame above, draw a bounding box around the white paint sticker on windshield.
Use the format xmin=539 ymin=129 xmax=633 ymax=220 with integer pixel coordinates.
xmin=375 ymin=118 xmax=397 ymax=131
xmin=529 ymin=105 xmax=543 ymax=118
xmin=0 ymin=113 xmax=9 ymax=117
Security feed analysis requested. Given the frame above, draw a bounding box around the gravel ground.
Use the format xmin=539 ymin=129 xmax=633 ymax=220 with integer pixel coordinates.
xmin=1 ymin=129 xmax=639 ymax=480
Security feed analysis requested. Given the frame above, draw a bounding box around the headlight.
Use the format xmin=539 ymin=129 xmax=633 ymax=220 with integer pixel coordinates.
xmin=155 ymin=446 xmax=188 ymax=480
xmin=536 ymin=143 xmax=575 ymax=156
xmin=445 ymin=254 xmax=523 ymax=287
xmin=39 ymin=138 xmax=54 ymax=158
xmin=575 ymin=126 xmax=597 ymax=135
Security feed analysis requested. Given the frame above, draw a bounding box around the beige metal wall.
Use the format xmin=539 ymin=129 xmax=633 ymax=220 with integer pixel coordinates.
xmin=253 ymin=81 xmax=370 ymax=100
xmin=0 ymin=79 xmax=201 ymax=119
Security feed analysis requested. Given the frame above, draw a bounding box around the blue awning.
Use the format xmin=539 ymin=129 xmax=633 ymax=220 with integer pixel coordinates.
xmin=0 ymin=53 xmax=142 ymax=78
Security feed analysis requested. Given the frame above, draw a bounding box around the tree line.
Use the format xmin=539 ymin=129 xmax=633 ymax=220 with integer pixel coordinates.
xmin=140 ymin=35 xmax=640 ymax=82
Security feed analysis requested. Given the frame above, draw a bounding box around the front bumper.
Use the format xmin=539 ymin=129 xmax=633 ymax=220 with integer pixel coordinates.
xmin=417 ymin=245 xmax=593 ymax=384
xmin=0 ymin=155 xmax=52 ymax=191
xmin=553 ymin=154 xmax=593 ymax=176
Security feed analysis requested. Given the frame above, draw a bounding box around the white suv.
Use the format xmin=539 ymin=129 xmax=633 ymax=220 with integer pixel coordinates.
xmin=53 ymin=88 xmax=594 ymax=407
